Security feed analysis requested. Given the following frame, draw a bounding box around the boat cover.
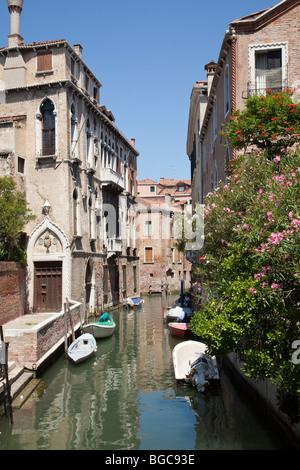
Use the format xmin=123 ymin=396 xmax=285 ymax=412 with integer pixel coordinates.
xmin=99 ymin=312 xmax=111 ymax=322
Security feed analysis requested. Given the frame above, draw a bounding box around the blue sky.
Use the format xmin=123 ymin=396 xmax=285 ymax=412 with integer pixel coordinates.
xmin=0 ymin=0 xmax=277 ymax=182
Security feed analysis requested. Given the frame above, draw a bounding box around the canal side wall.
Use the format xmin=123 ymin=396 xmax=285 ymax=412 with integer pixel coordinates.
xmin=0 ymin=262 xmax=26 ymax=324
xmin=3 ymin=300 xmax=82 ymax=371
xmin=225 ymin=353 xmax=300 ymax=448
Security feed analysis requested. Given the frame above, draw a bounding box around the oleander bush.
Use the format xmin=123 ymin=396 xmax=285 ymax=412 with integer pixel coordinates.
xmin=190 ymin=90 xmax=300 ymax=420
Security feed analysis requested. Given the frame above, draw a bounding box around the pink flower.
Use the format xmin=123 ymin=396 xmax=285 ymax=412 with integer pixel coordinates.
xmin=250 ymin=288 xmax=257 ymax=294
xmin=268 ymin=232 xmax=284 ymax=245
xmin=271 ymin=283 xmax=280 ymax=290
xmin=291 ymin=219 xmax=300 ymax=228
xmin=273 ymin=156 xmax=280 ymax=163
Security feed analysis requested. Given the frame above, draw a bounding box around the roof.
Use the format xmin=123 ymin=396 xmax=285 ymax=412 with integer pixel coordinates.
xmin=159 ymin=178 xmax=191 ymax=186
xmin=230 ymin=0 xmax=300 ymax=32
xmin=232 ymin=8 xmax=269 ymax=22
xmin=138 ymin=178 xmax=158 ymax=185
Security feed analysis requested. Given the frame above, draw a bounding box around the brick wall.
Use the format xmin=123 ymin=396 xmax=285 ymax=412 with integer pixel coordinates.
xmin=0 ymin=261 xmax=26 ymax=324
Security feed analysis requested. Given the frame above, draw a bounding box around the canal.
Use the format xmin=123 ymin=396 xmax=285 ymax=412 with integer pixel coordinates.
xmin=0 ymin=294 xmax=291 ymax=450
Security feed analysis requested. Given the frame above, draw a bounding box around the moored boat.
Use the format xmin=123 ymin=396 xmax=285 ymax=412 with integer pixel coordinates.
xmin=165 ymin=305 xmax=193 ymax=322
xmin=82 ymin=312 xmax=116 ymax=339
xmin=172 ymin=340 xmax=219 ymax=392
xmin=124 ymin=297 xmax=144 ymax=308
xmin=169 ymin=322 xmax=191 ymax=339
xmin=67 ymin=333 xmax=97 ymax=364
xmin=81 ymin=320 xmax=116 ymax=338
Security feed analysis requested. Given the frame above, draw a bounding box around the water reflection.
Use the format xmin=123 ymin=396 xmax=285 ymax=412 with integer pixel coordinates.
xmin=0 ymin=294 xmax=288 ymax=450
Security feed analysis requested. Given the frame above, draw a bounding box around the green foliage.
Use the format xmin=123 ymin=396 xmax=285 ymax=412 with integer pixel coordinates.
xmin=222 ymin=89 xmax=300 ymax=156
xmin=191 ymin=91 xmax=300 ymax=419
xmin=0 ymin=176 xmax=35 ymax=264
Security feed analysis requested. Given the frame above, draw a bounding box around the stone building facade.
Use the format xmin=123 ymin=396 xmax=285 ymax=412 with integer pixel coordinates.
xmin=0 ymin=1 xmax=140 ymax=318
xmin=137 ymin=178 xmax=192 ymax=293
xmin=187 ymin=0 xmax=300 ymax=205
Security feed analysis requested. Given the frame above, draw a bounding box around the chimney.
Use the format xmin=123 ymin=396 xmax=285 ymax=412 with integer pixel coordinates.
xmin=131 ymin=138 xmax=135 ymax=147
xmin=205 ymin=60 xmax=217 ymax=95
xmin=74 ymin=44 xmax=83 ymax=59
xmin=7 ymin=0 xmax=24 ymax=47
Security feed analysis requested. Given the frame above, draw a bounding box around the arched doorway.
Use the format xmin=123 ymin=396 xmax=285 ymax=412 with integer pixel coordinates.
xmin=27 ymin=217 xmax=71 ymax=313
xmin=85 ymin=259 xmax=95 ymax=313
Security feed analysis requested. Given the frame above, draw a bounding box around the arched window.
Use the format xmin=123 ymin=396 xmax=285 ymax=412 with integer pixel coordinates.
xmin=88 ymin=196 xmax=95 ymax=240
xmin=86 ymin=119 xmax=92 ymax=167
xmin=73 ymin=188 xmax=79 ymax=236
xmin=71 ymin=103 xmax=79 ymax=159
xmin=41 ymin=99 xmax=55 ymax=156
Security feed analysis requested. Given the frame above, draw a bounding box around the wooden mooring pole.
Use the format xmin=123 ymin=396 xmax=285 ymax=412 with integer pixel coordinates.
xmin=0 ymin=326 xmax=13 ymax=424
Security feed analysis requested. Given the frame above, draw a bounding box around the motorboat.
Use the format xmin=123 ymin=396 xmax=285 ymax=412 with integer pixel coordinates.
xmin=124 ymin=297 xmax=144 ymax=308
xmin=165 ymin=305 xmax=193 ymax=322
xmin=67 ymin=333 xmax=97 ymax=364
xmin=169 ymin=322 xmax=191 ymax=339
xmin=172 ymin=340 xmax=219 ymax=392
xmin=81 ymin=312 xmax=116 ymax=339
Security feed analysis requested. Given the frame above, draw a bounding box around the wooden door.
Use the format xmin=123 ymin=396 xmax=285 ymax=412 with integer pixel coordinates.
xmin=34 ymin=261 xmax=62 ymax=312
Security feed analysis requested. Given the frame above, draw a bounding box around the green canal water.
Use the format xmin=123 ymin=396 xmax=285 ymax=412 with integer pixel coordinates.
xmin=0 ymin=295 xmax=291 ymax=450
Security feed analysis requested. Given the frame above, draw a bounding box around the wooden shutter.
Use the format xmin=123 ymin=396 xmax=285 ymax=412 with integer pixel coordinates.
xmin=145 ymin=247 xmax=153 ymax=263
xmin=37 ymin=51 xmax=53 ymax=71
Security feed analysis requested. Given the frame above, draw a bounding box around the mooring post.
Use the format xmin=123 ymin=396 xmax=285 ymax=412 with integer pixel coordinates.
xmin=64 ymin=302 xmax=68 ymax=355
xmin=0 ymin=327 xmax=13 ymax=424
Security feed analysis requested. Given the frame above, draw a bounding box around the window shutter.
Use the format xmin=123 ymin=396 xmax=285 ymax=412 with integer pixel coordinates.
xmin=145 ymin=247 xmax=153 ymax=263
xmin=37 ymin=51 xmax=53 ymax=71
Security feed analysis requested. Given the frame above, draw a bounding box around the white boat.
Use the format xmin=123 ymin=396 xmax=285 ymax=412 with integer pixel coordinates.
xmin=82 ymin=320 xmax=116 ymax=338
xmin=67 ymin=333 xmax=97 ymax=364
xmin=172 ymin=340 xmax=219 ymax=392
xmin=82 ymin=312 xmax=116 ymax=339
xmin=165 ymin=305 xmax=193 ymax=322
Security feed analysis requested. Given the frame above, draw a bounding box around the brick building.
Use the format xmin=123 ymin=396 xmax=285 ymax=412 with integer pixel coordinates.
xmin=137 ymin=178 xmax=192 ymax=293
xmin=187 ymin=0 xmax=300 ymax=205
xmin=0 ymin=0 xmax=140 ymax=317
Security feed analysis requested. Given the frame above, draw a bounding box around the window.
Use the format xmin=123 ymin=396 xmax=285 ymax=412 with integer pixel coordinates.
xmin=37 ymin=50 xmax=53 ymax=72
xmin=214 ymin=160 xmax=219 ymax=189
xmin=178 ymin=186 xmax=185 ymax=192
xmin=41 ymin=99 xmax=55 ymax=155
xmin=144 ymin=247 xmax=153 ymax=263
xmin=73 ymin=188 xmax=80 ymax=237
xmin=255 ymin=49 xmax=282 ymax=92
xmin=150 ymin=186 xmax=155 ymax=193
xmin=145 ymin=221 xmax=152 ymax=236
xmin=88 ymin=196 xmax=95 ymax=240
xmin=85 ymin=75 xmax=89 ymax=92
xmin=224 ymin=65 xmax=230 ymax=116
xmin=133 ymin=266 xmax=137 ymax=293
xmin=211 ymin=97 xmax=217 ymax=150
xmin=17 ymin=156 xmax=25 ymax=174
xmin=86 ymin=119 xmax=92 ymax=167
xmin=249 ymin=43 xmax=288 ymax=95
xmin=71 ymin=103 xmax=79 ymax=160
xmin=93 ymin=87 xmax=99 ymax=102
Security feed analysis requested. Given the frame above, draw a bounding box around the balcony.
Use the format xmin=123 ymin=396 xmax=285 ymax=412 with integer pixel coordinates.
xmin=101 ymin=167 xmax=124 ymax=192
xmin=106 ymin=238 xmax=122 ymax=255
